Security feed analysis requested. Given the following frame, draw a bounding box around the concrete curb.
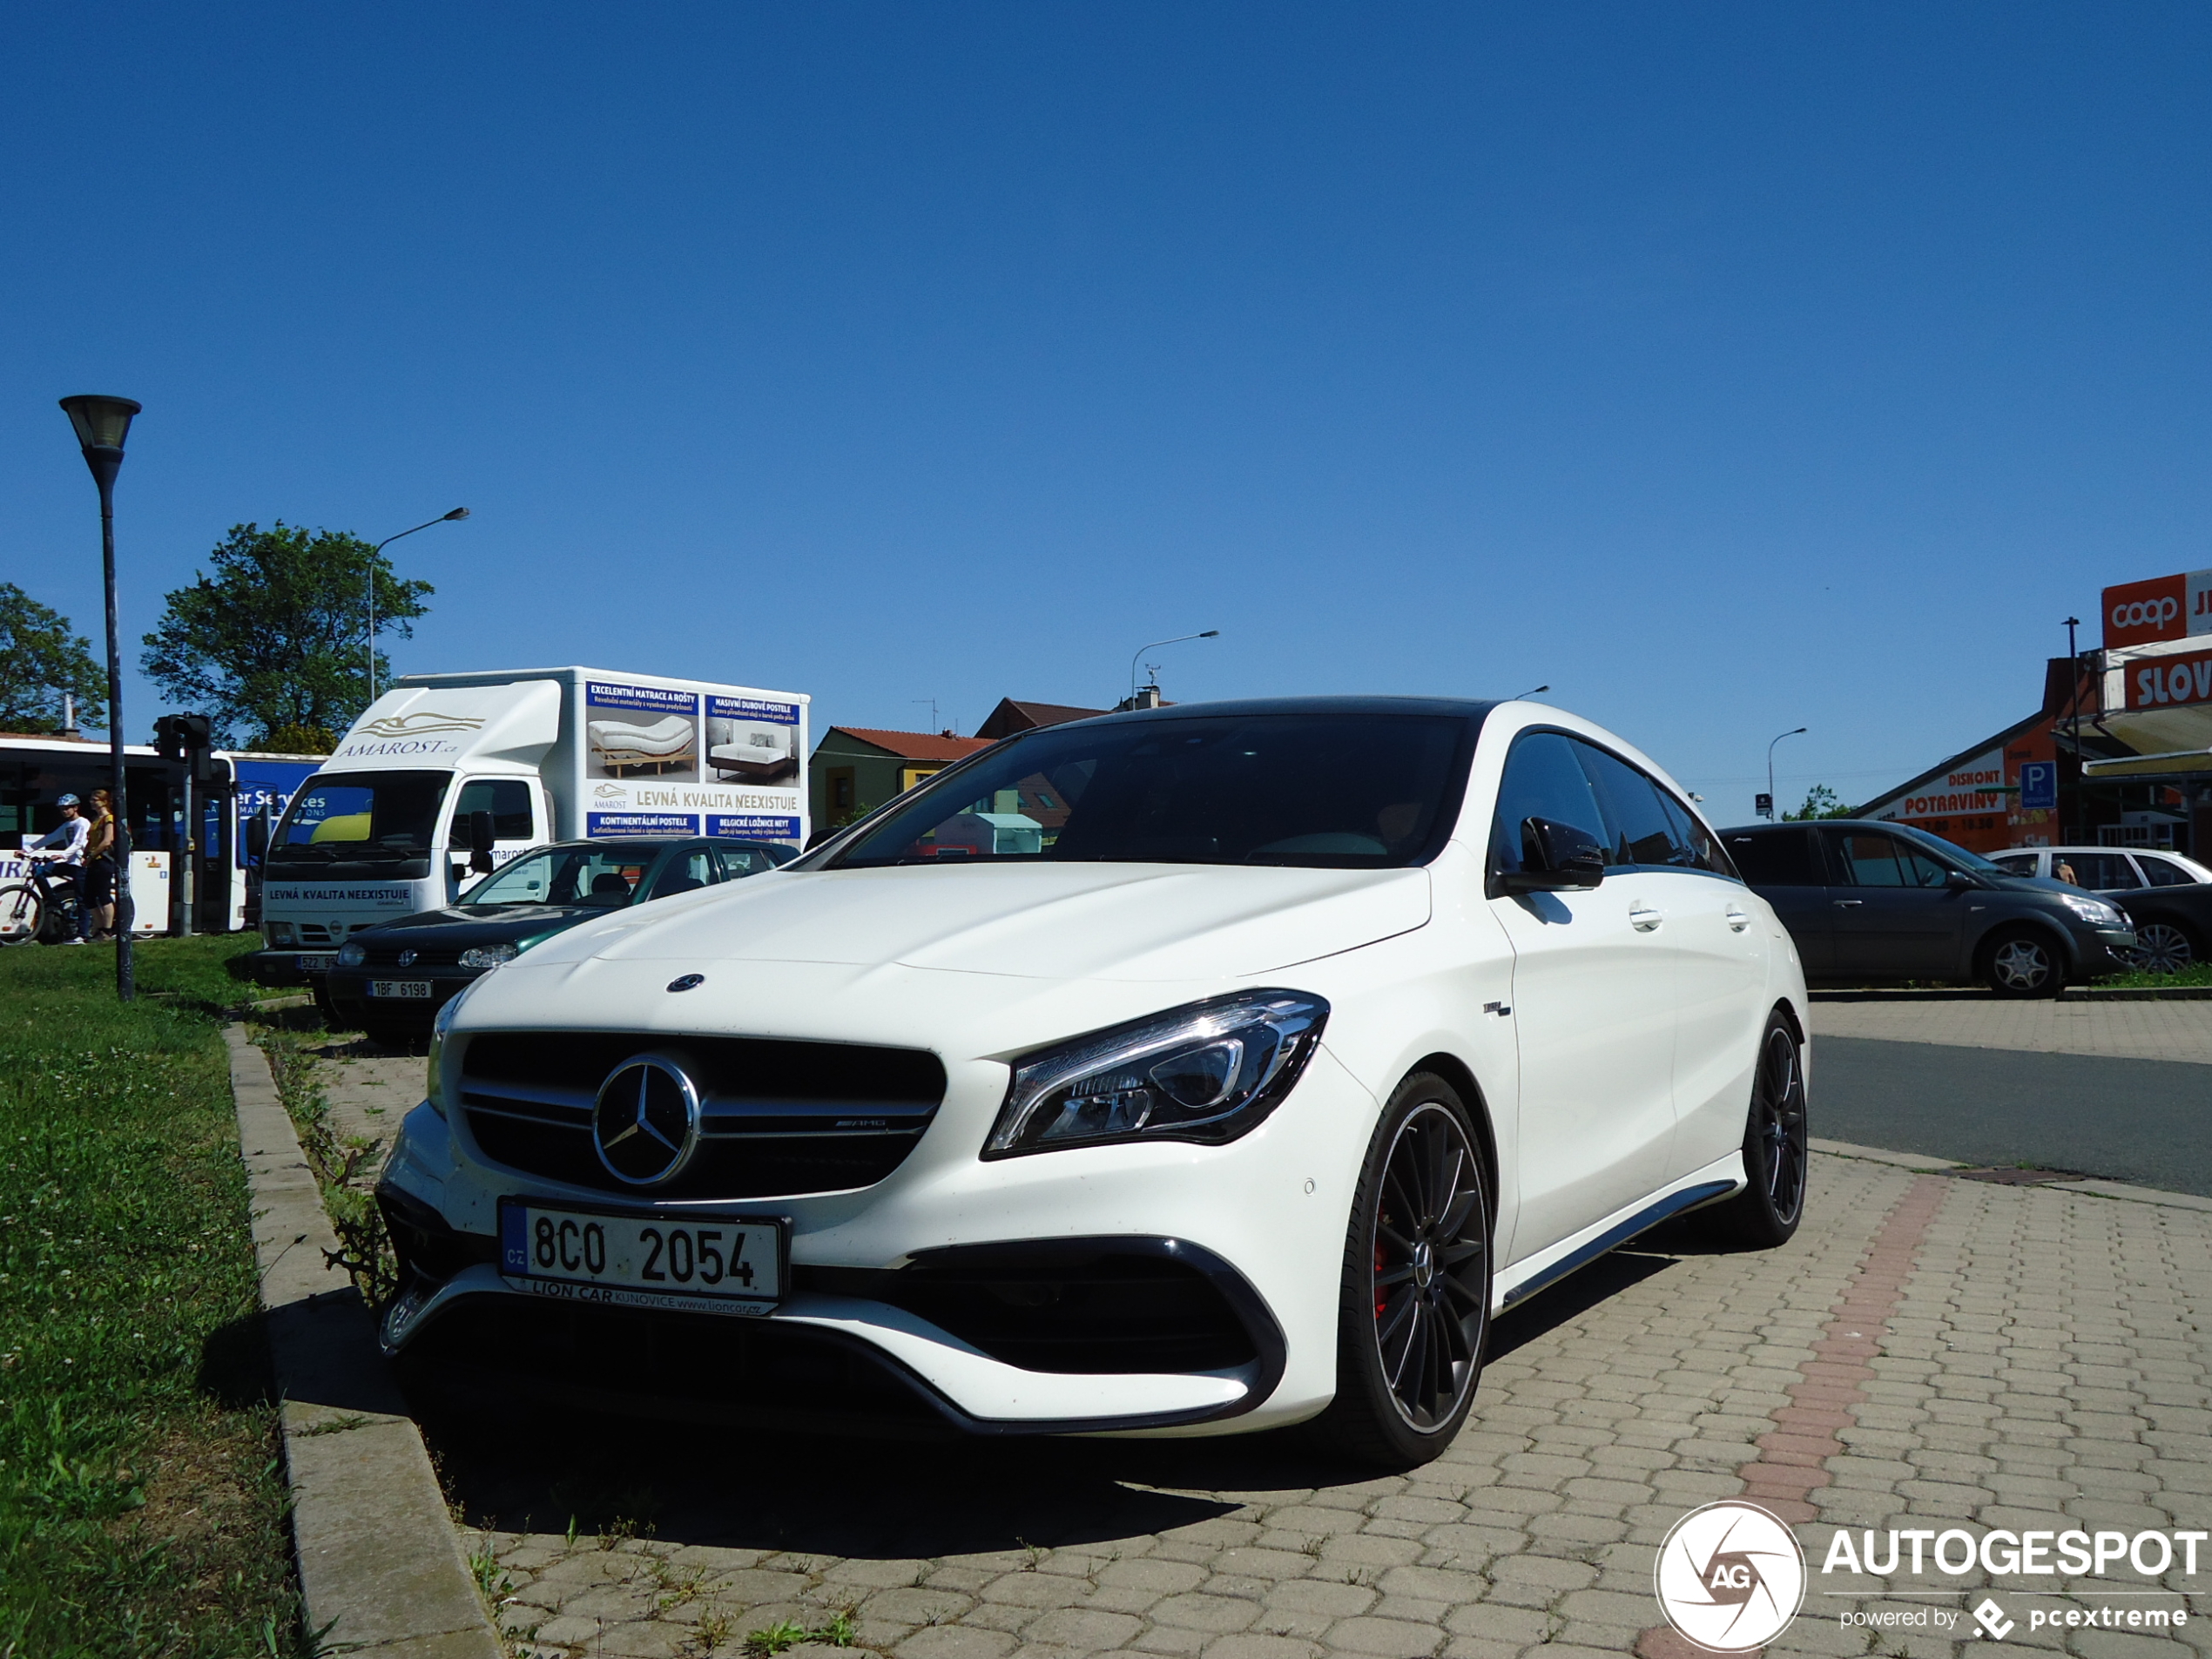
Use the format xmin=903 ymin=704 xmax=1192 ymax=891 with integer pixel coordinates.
xmin=225 ymin=1025 xmax=504 ymax=1659
xmin=1811 ymin=1136 xmax=2212 ymax=1211
xmin=1811 ymin=984 xmax=2212 ymax=1001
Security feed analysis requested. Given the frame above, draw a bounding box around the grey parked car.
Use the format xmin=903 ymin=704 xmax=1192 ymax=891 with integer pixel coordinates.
xmin=1986 ymin=846 xmax=2212 ymax=974
xmin=1720 ymin=819 xmax=2136 ymax=997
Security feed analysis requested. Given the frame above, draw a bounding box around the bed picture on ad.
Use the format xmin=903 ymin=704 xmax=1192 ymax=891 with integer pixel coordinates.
xmin=706 ymin=695 xmax=800 ymax=783
xmin=586 ymin=681 xmax=701 ymax=780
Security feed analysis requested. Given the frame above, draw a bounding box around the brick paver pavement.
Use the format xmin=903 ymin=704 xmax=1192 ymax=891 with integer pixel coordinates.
xmin=1811 ymin=996 xmax=2212 ymax=1066
xmin=431 ymin=1153 xmax=2212 ymax=1659
xmin=304 ymin=1010 xmax=2212 ymax=1654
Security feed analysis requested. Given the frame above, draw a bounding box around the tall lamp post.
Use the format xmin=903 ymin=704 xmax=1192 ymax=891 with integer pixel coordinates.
xmin=1766 ymin=726 xmax=1808 ymax=820
xmin=367 ymin=508 xmax=469 ymax=704
xmin=1128 ymin=630 xmax=1220 ymax=705
xmin=58 ymin=395 xmax=143 ymax=1001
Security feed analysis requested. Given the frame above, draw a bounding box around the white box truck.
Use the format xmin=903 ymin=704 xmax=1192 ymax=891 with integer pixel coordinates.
xmin=244 ymin=666 xmax=807 ymax=985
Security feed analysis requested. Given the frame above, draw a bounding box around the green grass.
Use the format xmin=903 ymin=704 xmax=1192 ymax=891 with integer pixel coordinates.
xmin=2094 ymin=961 xmax=2212 ymax=988
xmin=0 ymin=934 xmax=309 ymax=1656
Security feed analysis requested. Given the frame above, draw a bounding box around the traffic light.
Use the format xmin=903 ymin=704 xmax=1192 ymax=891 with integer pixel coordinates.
xmin=154 ymin=713 xmax=217 ymax=783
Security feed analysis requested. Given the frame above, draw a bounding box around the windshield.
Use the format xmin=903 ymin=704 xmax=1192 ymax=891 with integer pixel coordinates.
xmin=461 ymin=843 xmax=667 ymax=907
xmin=268 ymin=771 xmax=451 ymax=863
xmin=1892 ymin=824 xmax=2006 ymax=873
xmin=829 ymin=712 xmax=1469 ymax=870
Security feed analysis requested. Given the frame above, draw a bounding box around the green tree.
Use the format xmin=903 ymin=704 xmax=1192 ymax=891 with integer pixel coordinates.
xmin=1784 ymin=784 xmax=1855 ymax=820
xmin=0 ymin=583 xmax=108 ymax=732
xmin=140 ymin=522 xmax=432 ymax=746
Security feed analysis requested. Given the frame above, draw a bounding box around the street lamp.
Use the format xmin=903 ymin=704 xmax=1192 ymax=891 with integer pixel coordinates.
xmin=367 ymin=508 xmax=469 ymax=703
xmin=1129 ymin=630 xmax=1220 ymax=704
xmin=58 ymin=395 xmax=142 ymax=1001
xmin=1766 ymin=726 xmax=1808 ymax=820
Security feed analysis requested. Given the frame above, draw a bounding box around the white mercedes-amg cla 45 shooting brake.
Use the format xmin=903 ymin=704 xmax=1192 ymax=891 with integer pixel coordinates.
xmin=377 ymin=697 xmax=1810 ymax=1467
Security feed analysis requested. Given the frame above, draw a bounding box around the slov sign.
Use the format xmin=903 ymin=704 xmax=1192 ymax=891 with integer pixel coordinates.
xmin=2126 ymin=649 xmax=2212 ymax=711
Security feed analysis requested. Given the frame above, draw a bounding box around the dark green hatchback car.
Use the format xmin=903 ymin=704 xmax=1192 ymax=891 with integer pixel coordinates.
xmin=325 ymin=837 xmax=793 ymax=1045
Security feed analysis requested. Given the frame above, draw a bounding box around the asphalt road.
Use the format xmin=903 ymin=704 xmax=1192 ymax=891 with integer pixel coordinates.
xmin=1816 ymin=1033 xmax=2212 ymax=1196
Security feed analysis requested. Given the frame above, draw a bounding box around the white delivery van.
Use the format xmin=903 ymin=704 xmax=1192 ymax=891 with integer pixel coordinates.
xmin=245 ymin=666 xmax=807 ymax=984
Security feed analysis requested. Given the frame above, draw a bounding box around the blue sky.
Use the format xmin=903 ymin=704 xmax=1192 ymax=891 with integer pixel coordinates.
xmin=5 ymin=4 xmax=2209 ymax=818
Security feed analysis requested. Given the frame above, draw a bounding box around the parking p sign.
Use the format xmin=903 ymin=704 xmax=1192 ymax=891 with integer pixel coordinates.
xmin=2020 ymin=761 xmax=2057 ymax=811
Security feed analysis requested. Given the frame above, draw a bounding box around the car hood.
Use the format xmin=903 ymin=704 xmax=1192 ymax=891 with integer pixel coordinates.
xmin=513 ymin=861 xmax=1433 ymax=982
xmin=354 ymin=904 xmax=607 ymax=948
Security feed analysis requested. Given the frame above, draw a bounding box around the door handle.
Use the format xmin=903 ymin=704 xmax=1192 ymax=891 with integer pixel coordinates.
xmin=1832 ymin=899 xmax=1865 ymax=907
xmin=1629 ymin=904 xmax=1663 ymax=932
xmin=1725 ymin=908 xmax=1751 ymax=933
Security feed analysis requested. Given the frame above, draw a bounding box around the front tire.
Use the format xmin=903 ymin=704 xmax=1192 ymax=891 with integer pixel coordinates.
xmin=2127 ymin=921 xmax=2197 ymax=975
xmin=1316 ymin=1073 xmax=1493 ymax=1469
xmin=0 ymin=883 xmax=43 ymax=947
xmin=1982 ymin=926 xmax=2063 ymax=998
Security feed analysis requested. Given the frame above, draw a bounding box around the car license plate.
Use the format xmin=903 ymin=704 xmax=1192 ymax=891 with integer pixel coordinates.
xmin=295 ymin=953 xmax=336 ymax=971
xmin=498 ymin=1199 xmax=785 ymax=1316
xmin=369 ymin=980 xmax=433 ymax=998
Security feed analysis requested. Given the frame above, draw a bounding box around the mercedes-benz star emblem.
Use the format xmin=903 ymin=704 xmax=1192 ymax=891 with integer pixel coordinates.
xmin=591 ymin=1055 xmax=701 ymax=1186
xmin=666 ymin=974 xmax=705 ymax=993
xmin=397 ymin=948 xmax=417 ymax=968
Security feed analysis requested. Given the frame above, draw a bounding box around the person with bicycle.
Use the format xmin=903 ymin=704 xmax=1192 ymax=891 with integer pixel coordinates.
xmin=23 ymin=793 xmax=91 ymax=944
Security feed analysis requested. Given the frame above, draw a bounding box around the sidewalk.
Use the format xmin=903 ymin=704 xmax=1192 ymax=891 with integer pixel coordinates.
xmin=1811 ymin=995 xmax=2212 ymax=1066
xmin=437 ymin=1151 xmax=2211 ymax=1659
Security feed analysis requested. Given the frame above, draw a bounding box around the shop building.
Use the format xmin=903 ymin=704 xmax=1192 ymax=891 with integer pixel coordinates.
xmin=1855 ymin=567 xmax=2212 ymax=857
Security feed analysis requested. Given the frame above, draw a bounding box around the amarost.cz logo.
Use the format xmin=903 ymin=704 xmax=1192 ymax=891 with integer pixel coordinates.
xmin=1654 ymin=1501 xmax=1808 ymax=1651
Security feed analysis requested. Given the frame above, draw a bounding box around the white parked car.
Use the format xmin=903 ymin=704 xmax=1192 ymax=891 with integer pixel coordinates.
xmin=377 ymin=698 xmax=1811 ymax=1466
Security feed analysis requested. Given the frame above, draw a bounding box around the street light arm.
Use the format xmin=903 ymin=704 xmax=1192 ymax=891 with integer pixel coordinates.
xmin=1130 ymin=630 xmax=1221 ymax=699
xmin=367 ymin=509 xmax=469 ymax=703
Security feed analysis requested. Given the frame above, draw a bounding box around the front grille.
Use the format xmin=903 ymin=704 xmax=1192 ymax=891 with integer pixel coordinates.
xmin=457 ymin=1031 xmax=946 ymax=1199
xmin=356 ymin=943 xmax=465 ymax=968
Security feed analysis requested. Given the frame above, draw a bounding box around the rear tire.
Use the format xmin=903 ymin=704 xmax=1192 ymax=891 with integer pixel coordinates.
xmin=1314 ymin=1072 xmax=1493 ymax=1469
xmin=1982 ymin=926 xmax=2064 ymax=998
xmin=1697 ymin=1013 xmax=1809 ymax=1250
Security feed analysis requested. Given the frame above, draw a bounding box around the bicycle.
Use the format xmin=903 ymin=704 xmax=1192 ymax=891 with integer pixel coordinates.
xmin=0 ymin=855 xmax=87 ymax=947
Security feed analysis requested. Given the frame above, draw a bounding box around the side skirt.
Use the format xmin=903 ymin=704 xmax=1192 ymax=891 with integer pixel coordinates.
xmin=1493 ymin=1155 xmax=1744 ymax=1313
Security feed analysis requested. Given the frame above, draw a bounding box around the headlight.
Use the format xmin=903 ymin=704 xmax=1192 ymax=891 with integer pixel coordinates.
xmin=335 ymin=940 xmax=367 ymax=967
xmin=2060 ymin=895 xmax=2125 ymax=927
xmin=458 ymin=941 xmax=519 ymax=969
xmin=266 ymin=922 xmax=296 ymax=947
xmin=426 ymin=992 xmax=465 ymax=1118
xmin=985 ymin=988 xmax=1329 ymax=1157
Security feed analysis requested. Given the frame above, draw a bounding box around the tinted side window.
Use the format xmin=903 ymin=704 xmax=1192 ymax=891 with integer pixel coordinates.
xmin=1655 ymin=788 xmax=1737 ymax=879
xmin=715 ymin=845 xmax=778 ymax=879
xmin=648 ymin=846 xmax=716 ymax=900
xmin=455 ymin=779 xmax=534 ymax=840
xmin=1575 ymin=744 xmax=1691 ymax=867
xmin=2065 ymin=852 xmax=2144 ymax=891
xmin=1728 ymin=828 xmax=1821 ymax=886
xmin=1989 ymin=853 xmax=2038 ymax=876
xmin=1491 ymin=733 xmax=1609 ymax=874
xmin=2141 ymin=855 xmax=2198 ymax=888
xmin=1831 ymin=829 xmax=1947 ymax=888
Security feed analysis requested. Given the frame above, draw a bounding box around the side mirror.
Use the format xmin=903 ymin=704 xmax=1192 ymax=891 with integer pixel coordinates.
xmin=245 ymin=815 xmax=270 ymax=859
xmin=1946 ymin=868 xmax=1978 ymax=890
xmin=1501 ymin=816 xmax=1608 ymax=894
xmin=466 ymin=810 xmax=497 ymax=874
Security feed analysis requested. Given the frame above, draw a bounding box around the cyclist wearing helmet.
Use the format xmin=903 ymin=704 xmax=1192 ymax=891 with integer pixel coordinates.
xmin=25 ymin=794 xmax=91 ymax=943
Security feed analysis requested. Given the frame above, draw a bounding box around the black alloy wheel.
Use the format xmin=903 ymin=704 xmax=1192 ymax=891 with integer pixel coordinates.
xmin=1699 ymin=1013 xmax=1809 ymax=1250
xmin=1983 ymin=926 xmax=2062 ymax=999
xmin=1320 ymin=1074 xmax=1492 ymax=1467
xmin=2127 ymin=921 xmax=2196 ymax=975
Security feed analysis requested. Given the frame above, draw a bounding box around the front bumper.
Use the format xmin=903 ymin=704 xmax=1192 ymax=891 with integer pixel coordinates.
xmin=373 ymin=1040 xmax=1379 ymax=1435
xmin=240 ymin=947 xmax=339 ymax=987
xmin=2080 ymin=925 xmax=2138 ymax=977
xmin=327 ymin=966 xmax=479 ymax=1030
